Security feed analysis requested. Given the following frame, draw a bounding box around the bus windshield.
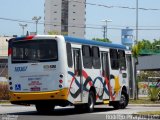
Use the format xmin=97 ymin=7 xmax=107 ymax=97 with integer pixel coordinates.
xmin=11 ymin=39 xmax=58 ymax=63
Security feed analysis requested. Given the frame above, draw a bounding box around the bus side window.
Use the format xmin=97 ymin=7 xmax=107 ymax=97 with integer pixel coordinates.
xmin=66 ymin=43 xmax=73 ymax=68
xmin=82 ymin=45 xmax=92 ymax=69
xmin=110 ymin=49 xmax=119 ymax=70
xmin=92 ymin=46 xmax=101 ymax=69
xmin=118 ymin=50 xmax=126 ymax=70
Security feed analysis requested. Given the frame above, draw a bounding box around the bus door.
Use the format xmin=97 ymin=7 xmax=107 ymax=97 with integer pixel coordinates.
xmin=101 ymin=52 xmax=110 ymax=99
xmin=73 ymin=49 xmax=82 ymax=102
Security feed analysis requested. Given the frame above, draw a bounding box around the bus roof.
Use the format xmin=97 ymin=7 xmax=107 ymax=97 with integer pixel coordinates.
xmin=9 ymin=35 xmax=127 ymax=50
xmin=64 ymin=36 xmax=127 ymax=50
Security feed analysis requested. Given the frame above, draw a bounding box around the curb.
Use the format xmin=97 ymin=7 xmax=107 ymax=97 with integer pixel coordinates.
xmin=128 ymin=104 xmax=160 ymax=107
xmin=0 ymin=104 xmax=19 ymax=107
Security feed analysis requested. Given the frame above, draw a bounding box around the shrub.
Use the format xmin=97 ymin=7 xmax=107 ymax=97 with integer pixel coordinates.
xmin=148 ymin=86 xmax=160 ymax=101
xmin=0 ymin=82 xmax=9 ymax=100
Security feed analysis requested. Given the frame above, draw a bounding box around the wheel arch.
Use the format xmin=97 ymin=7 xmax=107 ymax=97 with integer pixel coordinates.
xmin=121 ymin=85 xmax=128 ymax=94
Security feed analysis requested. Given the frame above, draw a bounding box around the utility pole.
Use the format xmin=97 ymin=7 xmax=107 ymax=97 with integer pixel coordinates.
xmin=102 ymin=26 xmax=106 ymax=40
xmin=101 ymin=19 xmax=112 ymax=40
xmin=19 ymin=23 xmax=27 ymax=36
xmin=32 ymin=16 xmax=41 ymax=35
xmin=134 ymin=0 xmax=139 ymax=100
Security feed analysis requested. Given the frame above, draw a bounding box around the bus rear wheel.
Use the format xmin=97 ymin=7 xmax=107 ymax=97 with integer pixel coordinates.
xmin=86 ymin=91 xmax=95 ymax=112
xmin=35 ymin=104 xmax=55 ymax=113
xmin=112 ymin=91 xmax=129 ymax=109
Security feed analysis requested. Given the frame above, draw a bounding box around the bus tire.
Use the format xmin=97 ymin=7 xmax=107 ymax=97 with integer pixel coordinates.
xmin=74 ymin=104 xmax=85 ymax=112
xmin=35 ymin=104 xmax=55 ymax=113
xmin=112 ymin=91 xmax=129 ymax=109
xmin=86 ymin=91 xmax=95 ymax=112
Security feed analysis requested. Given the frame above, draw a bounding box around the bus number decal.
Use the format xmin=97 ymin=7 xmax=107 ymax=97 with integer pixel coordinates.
xmin=43 ymin=65 xmax=56 ymax=71
xmin=15 ymin=66 xmax=27 ymax=72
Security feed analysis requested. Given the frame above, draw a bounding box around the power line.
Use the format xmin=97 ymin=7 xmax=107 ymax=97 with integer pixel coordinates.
xmin=1 ymin=17 xmax=160 ymax=28
xmin=87 ymin=24 xmax=160 ymax=28
xmin=69 ymin=0 xmax=160 ymax=11
xmin=0 ymin=17 xmax=34 ymax=24
xmin=1 ymin=17 xmax=160 ymax=31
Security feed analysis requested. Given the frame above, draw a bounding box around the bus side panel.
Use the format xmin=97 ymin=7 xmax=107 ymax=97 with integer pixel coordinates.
xmin=82 ymin=68 xmax=104 ymax=103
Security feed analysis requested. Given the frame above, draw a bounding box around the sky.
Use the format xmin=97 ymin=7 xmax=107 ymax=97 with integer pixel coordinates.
xmin=0 ymin=0 xmax=160 ymax=43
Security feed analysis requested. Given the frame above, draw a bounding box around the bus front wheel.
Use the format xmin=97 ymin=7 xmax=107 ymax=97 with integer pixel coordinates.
xmin=112 ymin=91 xmax=129 ymax=109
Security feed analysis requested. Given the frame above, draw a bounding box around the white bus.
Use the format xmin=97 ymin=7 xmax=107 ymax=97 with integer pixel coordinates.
xmin=8 ymin=35 xmax=133 ymax=113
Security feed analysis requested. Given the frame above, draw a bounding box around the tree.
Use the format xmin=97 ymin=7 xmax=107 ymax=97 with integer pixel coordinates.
xmin=92 ymin=38 xmax=112 ymax=43
xmin=137 ymin=39 xmax=160 ymax=54
xmin=48 ymin=31 xmax=59 ymax=35
xmin=132 ymin=41 xmax=144 ymax=58
xmin=48 ymin=30 xmax=68 ymax=35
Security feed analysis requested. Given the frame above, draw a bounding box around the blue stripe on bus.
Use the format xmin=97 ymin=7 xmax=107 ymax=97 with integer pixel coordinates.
xmin=64 ymin=36 xmax=127 ymax=50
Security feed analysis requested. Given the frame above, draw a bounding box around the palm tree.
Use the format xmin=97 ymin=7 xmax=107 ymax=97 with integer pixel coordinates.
xmin=132 ymin=42 xmax=143 ymax=100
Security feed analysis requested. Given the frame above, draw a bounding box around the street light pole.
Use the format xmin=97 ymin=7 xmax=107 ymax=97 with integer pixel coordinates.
xmin=136 ymin=0 xmax=139 ymax=44
xmin=101 ymin=19 xmax=112 ymax=39
xmin=19 ymin=23 xmax=27 ymax=36
xmin=32 ymin=16 xmax=41 ymax=35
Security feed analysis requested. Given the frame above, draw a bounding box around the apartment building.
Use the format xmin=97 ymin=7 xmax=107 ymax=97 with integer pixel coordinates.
xmin=44 ymin=0 xmax=86 ymax=38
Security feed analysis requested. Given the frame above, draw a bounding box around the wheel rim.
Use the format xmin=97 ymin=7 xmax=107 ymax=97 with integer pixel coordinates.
xmin=89 ymin=94 xmax=94 ymax=109
xmin=120 ymin=94 xmax=126 ymax=106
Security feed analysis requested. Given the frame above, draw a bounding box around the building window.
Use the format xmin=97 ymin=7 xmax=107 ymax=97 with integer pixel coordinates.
xmin=92 ymin=46 xmax=101 ymax=69
xmin=118 ymin=50 xmax=126 ymax=70
xmin=66 ymin=43 xmax=73 ymax=67
xmin=110 ymin=49 xmax=119 ymax=70
xmin=82 ymin=45 xmax=92 ymax=69
xmin=73 ymin=19 xmax=76 ymax=21
xmin=54 ymin=11 xmax=57 ymax=13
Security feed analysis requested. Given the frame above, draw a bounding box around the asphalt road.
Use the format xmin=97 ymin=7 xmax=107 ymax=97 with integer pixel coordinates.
xmin=0 ymin=105 xmax=160 ymax=120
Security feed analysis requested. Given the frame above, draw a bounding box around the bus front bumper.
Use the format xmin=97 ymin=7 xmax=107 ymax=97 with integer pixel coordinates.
xmin=9 ymin=88 xmax=69 ymax=102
